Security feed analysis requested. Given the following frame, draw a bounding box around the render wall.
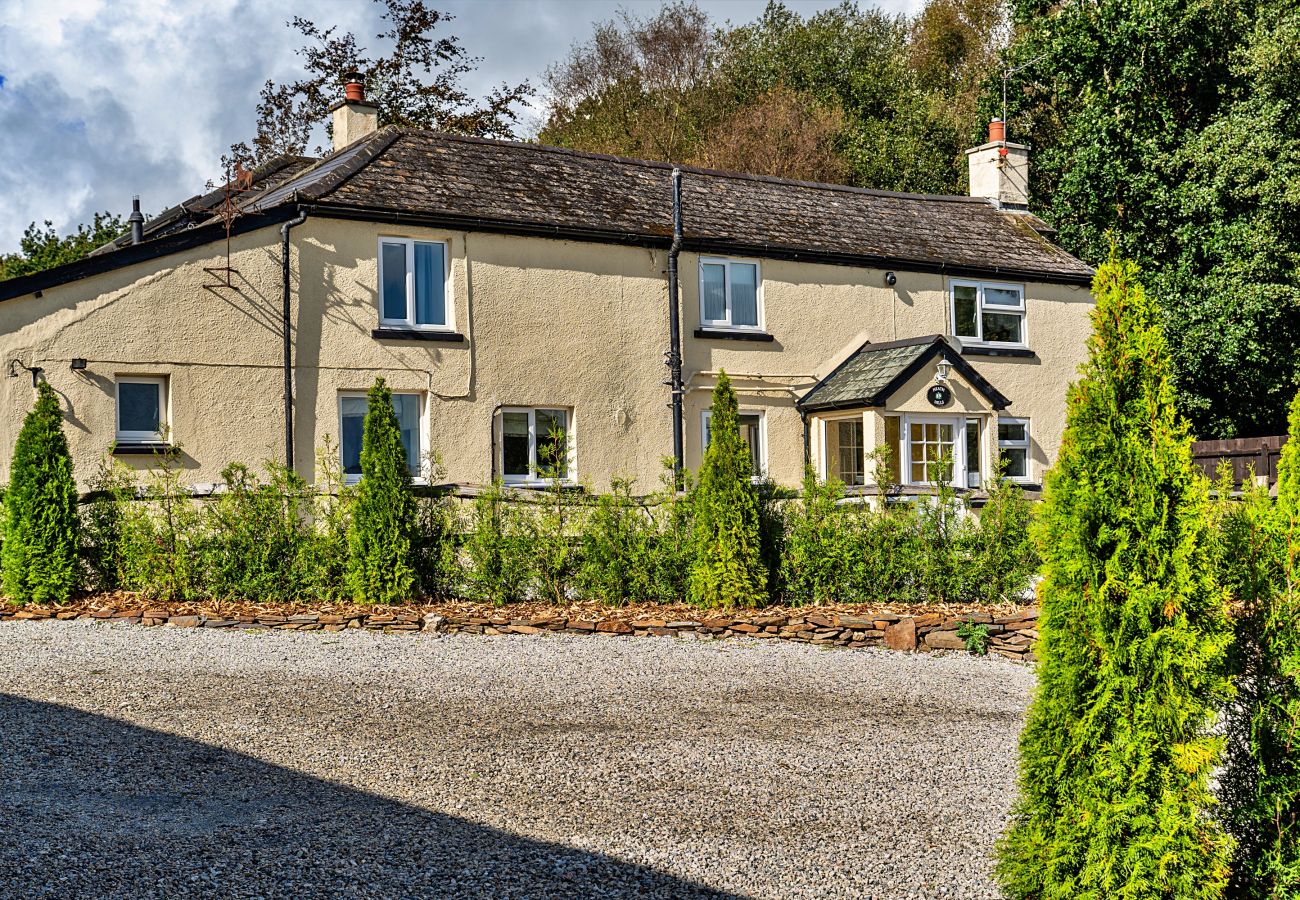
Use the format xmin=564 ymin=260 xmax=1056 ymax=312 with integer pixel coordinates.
xmin=0 ymin=218 xmax=1092 ymax=492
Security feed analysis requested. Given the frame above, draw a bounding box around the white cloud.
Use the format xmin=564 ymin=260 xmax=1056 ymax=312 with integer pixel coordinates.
xmin=0 ymin=0 xmax=915 ymax=253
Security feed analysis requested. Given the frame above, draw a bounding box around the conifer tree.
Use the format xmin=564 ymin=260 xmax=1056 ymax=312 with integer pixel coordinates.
xmin=688 ymin=371 xmax=765 ymax=607
xmin=1218 ymin=390 xmax=1300 ymax=900
xmin=996 ymin=258 xmax=1233 ymax=899
xmin=345 ymin=377 xmax=417 ymax=604
xmin=2 ymin=381 xmax=79 ymax=604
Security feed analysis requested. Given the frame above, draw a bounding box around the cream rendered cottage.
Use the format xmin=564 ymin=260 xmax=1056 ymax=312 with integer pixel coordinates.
xmin=0 ymin=80 xmax=1094 ymax=497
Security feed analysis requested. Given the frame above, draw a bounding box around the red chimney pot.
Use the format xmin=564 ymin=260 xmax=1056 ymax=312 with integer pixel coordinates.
xmin=988 ymin=118 xmax=1006 ymax=143
xmin=343 ymin=72 xmax=365 ymax=104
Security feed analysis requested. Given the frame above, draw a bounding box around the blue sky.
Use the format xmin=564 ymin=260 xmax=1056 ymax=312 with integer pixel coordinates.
xmin=0 ymin=0 xmax=917 ymax=254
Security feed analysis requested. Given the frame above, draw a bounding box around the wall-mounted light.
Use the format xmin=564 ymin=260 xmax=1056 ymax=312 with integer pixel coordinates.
xmin=884 ymin=271 xmax=897 ymax=287
xmin=70 ymin=358 xmax=88 ymax=371
xmin=935 ymin=359 xmax=952 ymax=383
xmin=8 ymin=359 xmax=43 ymax=387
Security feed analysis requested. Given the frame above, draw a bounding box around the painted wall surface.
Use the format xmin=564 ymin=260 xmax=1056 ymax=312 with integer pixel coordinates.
xmin=0 ymin=218 xmax=1092 ymax=492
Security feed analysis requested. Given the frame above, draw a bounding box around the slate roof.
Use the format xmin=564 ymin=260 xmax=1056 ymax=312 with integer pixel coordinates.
xmin=239 ymin=128 xmax=1095 ymax=284
xmin=797 ymin=335 xmax=1011 ymax=412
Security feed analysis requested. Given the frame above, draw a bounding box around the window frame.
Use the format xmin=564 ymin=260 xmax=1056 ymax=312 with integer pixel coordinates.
xmin=997 ymin=416 xmax=1032 ymax=483
xmin=338 ymin=390 xmax=428 ymax=485
xmin=499 ymin=406 xmax=576 ymax=486
xmin=377 ymin=236 xmax=454 ymax=332
xmin=701 ymin=408 xmax=768 ymax=481
xmin=949 ymin=279 xmax=1027 ymax=348
xmin=902 ymin=414 xmax=969 ymax=487
xmin=816 ymin=412 xmax=867 ymax=486
xmin=698 ymin=256 xmax=765 ymax=332
xmin=115 ymin=376 xmax=168 ymax=443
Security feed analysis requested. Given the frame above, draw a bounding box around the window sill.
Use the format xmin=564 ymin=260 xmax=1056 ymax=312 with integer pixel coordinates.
xmin=112 ymin=441 xmax=173 ymax=455
xmin=961 ymin=345 xmax=1035 ymax=359
xmin=693 ymin=328 xmax=774 ymax=343
xmin=503 ymin=481 xmax=583 ymax=492
xmin=372 ymin=327 xmax=465 ymax=343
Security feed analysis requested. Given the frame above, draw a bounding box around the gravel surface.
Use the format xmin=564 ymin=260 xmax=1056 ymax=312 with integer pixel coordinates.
xmin=0 ymin=621 xmax=1033 ymax=899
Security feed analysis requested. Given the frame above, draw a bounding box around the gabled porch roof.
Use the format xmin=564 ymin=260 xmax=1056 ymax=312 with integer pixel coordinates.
xmin=797 ymin=334 xmax=1011 ymax=412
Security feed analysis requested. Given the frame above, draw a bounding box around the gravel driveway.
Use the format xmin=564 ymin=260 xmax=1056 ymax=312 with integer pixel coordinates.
xmin=0 ymin=621 xmax=1032 ymax=899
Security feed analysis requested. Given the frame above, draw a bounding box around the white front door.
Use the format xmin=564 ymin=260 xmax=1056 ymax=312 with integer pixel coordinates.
xmin=905 ymin=415 xmax=968 ymax=486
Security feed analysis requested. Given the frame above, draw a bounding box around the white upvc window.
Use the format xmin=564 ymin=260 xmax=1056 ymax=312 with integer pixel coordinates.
xmin=702 ymin=409 xmax=767 ymax=480
xmin=339 ymin=391 xmax=426 ymax=484
xmin=699 ymin=257 xmax=763 ymax=330
xmin=500 ymin=407 xmax=574 ymax=484
xmin=950 ymin=280 xmax=1026 ymax=347
xmin=997 ymin=417 xmax=1032 ymax=482
xmin=378 ymin=237 xmax=453 ymax=330
xmin=115 ymin=376 xmax=168 ymax=443
xmin=904 ymin=415 xmax=971 ymax=486
xmin=818 ymin=415 xmax=866 ymax=486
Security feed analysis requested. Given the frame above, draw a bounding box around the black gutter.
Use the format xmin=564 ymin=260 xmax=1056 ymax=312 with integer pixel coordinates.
xmin=281 ymin=207 xmax=308 ymax=471
xmin=0 ymin=207 xmax=299 ymax=302
xmin=666 ymin=168 xmax=685 ymax=479
xmin=300 ymin=202 xmax=1096 ymax=288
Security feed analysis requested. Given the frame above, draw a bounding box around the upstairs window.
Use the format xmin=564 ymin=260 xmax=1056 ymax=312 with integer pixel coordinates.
xmin=998 ymin=417 xmax=1031 ymax=481
xmin=116 ymin=376 xmax=168 ymax=443
xmin=501 ymin=407 xmax=572 ymax=483
xmin=340 ymin=392 xmax=423 ymax=484
xmin=700 ymin=258 xmax=761 ymax=330
xmin=379 ymin=238 xmax=450 ymax=329
xmin=702 ymin=409 xmax=766 ymax=479
xmin=951 ymin=280 xmax=1025 ymax=346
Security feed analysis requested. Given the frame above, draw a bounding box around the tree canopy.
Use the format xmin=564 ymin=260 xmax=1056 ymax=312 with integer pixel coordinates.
xmin=0 ymin=213 xmax=124 ymax=283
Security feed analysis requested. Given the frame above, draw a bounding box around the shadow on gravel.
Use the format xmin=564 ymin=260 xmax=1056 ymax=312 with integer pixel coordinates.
xmin=0 ymin=693 xmax=738 ymax=899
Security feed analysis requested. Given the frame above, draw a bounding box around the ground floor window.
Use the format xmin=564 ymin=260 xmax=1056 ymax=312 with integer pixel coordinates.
xmin=116 ymin=376 xmax=168 ymax=443
xmin=908 ymin=418 xmax=957 ymax=485
xmin=998 ymin=418 xmax=1031 ymax=481
xmin=823 ymin=417 xmax=865 ymax=485
xmin=501 ymin=407 xmax=572 ymax=483
xmin=339 ymin=392 xmax=422 ymax=483
xmin=702 ymin=409 xmax=765 ymax=478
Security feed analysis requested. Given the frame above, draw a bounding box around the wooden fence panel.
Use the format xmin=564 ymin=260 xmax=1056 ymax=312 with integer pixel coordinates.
xmin=1191 ymin=436 xmax=1287 ymax=485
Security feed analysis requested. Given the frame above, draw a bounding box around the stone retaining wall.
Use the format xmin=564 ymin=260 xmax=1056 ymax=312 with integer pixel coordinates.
xmin=1 ymin=605 xmax=1039 ymax=659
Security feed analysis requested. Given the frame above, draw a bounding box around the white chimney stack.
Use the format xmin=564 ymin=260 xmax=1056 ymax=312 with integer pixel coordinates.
xmin=330 ymin=72 xmax=379 ymax=153
xmin=966 ymin=119 xmax=1030 ymax=211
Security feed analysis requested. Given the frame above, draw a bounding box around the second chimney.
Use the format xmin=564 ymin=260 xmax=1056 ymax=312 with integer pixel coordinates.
xmin=965 ymin=118 xmax=1029 ymax=211
xmin=330 ymin=71 xmax=379 ymax=152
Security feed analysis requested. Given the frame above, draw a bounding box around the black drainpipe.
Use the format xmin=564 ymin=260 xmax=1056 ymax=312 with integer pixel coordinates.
xmin=666 ymin=168 xmax=685 ymax=478
xmin=281 ymin=207 xmax=308 ymax=471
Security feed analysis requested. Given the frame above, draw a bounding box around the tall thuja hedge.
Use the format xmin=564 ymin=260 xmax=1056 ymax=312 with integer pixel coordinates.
xmin=345 ymin=377 xmax=417 ymax=603
xmin=1218 ymin=390 xmax=1300 ymax=900
xmin=3 ymin=382 xmax=79 ymax=604
xmin=996 ymin=259 xmax=1233 ymax=900
xmin=688 ymin=371 xmax=766 ymax=608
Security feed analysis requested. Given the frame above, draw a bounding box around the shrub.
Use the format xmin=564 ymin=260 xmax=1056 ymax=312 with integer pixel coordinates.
xmin=116 ymin=446 xmax=203 ymax=602
xmin=345 ymin=378 xmax=418 ymax=604
xmin=781 ymin=468 xmax=862 ymax=605
xmin=520 ymin=452 xmax=581 ymax=604
xmin=307 ymin=436 xmax=352 ymax=601
xmin=688 ymin=371 xmax=766 ymax=608
xmin=2 ymin=382 xmax=80 ymax=604
xmin=1217 ymin=394 xmax=1300 ymax=900
xmin=645 ymin=463 xmax=696 ymax=604
xmin=81 ymin=455 xmax=137 ymax=592
xmin=967 ymin=471 xmax=1038 ymax=605
xmin=203 ymin=462 xmax=317 ymax=602
xmin=996 ymin=258 xmax=1233 ymax=899
xmin=577 ymin=477 xmax=656 ymax=605
xmin=462 ymin=480 xmax=528 ymax=605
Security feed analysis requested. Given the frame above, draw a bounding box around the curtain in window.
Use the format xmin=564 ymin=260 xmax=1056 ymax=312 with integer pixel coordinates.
xmin=413 ymin=242 xmax=445 ymax=326
xmin=701 ymin=263 xmax=726 ymax=322
xmin=381 ymin=243 xmax=408 ymax=321
xmin=731 ymin=263 xmax=758 ymax=326
xmin=392 ymin=394 xmax=420 ymax=475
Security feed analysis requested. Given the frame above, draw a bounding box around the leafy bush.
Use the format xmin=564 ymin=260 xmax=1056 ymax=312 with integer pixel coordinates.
xmin=1216 ymin=398 xmax=1300 ymax=900
xmin=644 ymin=464 xmax=697 ymax=604
xmin=116 ymin=446 xmax=204 ymax=602
xmin=81 ymin=456 xmax=137 ymax=592
xmin=781 ymin=469 xmax=862 ymax=605
xmin=996 ymin=258 xmax=1232 ymax=900
xmin=203 ymin=462 xmax=317 ymax=602
xmin=688 ymin=371 xmax=767 ymax=608
xmin=2 ymin=382 xmax=79 ymax=604
xmin=462 ymin=480 xmax=528 ymax=605
xmin=966 ymin=471 xmax=1039 ymax=605
xmin=577 ymin=477 xmax=656 ymax=605
xmin=520 ymin=474 xmax=581 ymax=605
xmin=345 ymin=378 xmax=417 ymax=604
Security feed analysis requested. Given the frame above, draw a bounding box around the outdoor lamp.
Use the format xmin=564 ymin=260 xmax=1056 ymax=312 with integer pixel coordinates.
xmin=935 ymin=359 xmax=952 ymax=383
